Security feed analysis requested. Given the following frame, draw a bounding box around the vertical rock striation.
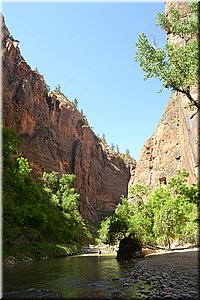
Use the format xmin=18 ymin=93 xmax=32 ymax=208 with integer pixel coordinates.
xmin=2 ymin=15 xmax=132 ymax=224
xmin=129 ymin=91 xmax=198 ymax=188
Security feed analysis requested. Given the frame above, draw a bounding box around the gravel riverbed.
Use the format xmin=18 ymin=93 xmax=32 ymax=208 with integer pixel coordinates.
xmin=116 ymin=248 xmax=199 ymax=299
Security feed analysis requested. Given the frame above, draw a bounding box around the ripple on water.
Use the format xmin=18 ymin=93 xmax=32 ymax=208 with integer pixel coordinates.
xmin=3 ymin=252 xmax=199 ymax=299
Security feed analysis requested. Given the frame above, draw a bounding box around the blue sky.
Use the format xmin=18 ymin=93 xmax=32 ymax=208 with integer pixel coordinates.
xmin=2 ymin=1 xmax=171 ymax=160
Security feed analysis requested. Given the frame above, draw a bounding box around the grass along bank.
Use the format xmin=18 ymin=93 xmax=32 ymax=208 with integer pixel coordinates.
xmin=3 ymin=242 xmax=82 ymax=265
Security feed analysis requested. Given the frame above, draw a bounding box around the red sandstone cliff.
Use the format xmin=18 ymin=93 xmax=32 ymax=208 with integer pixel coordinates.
xmin=2 ymin=15 xmax=132 ymax=223
xmin=129 ymin=1 xmax=198 ymax=189
xmin=129 ymin=91 xmax=198 ymax=188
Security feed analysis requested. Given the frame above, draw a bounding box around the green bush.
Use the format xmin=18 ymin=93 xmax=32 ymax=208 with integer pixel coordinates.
xmin=98 ymin=170 xmax=198 ymax=249
xmin=3 ymin=127 xmax=92 ymax=261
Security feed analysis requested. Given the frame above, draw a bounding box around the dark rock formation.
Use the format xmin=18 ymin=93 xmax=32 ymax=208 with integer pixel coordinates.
xmin=116 ymin=237 xmax=143 ymax=261
xmin=2 ymin=15 xmax=133 ymax=224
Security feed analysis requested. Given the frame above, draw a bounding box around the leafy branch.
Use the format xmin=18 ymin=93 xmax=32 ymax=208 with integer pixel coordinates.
xmin=135 ymin=2 xmax=199 ymax=118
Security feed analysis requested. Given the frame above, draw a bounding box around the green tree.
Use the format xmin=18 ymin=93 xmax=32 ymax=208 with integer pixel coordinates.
xmin=108 ymin=214 xmax=128 ymax=244
xmin=42 ymin=171 xmax=91 ymax=243
xmin=16 ymin=157 xmax=32 ymax=175
xmin=97 ymin=217 xmax=111 ymax=244
xmin=3 ymin=128 xmax=50 ymax=242
xmin=42 ymin=172 xmax=79 ymax=212
xmin=99 ymin=170 xmax=198 ymax=249
xmin=128 ymin=183 xmax=154 ymax=245
xmin=3 ymin=127 xmax=20 ymax=161
xmin=98 ymin=197 xmax=134 ymax=245
xmin=129 ymin=183 xmax=149 ymax=205
xmin=3 ymin=127 xmax=91 ymax=247
xmin=135 ymin=2 xmax=199 ymax=114
xmin=129 ymin=202 xmax=155 ymax=245
xmin=116 ymin=145 xmax=120 ymax=153
xmin=152 ymin=192 xmax=198 ymax=249
xmin=146 ymin=171 xmax=198 ymax=248
xmin=55 ymin=84 xmax=61 ymax=93
xmin=167 ymin=169 xmax=199 ymax=205
xmin=73 ymin=98 xmax=78 ymax=107
xmin=111 ymin=143 xmax=115 ymax=151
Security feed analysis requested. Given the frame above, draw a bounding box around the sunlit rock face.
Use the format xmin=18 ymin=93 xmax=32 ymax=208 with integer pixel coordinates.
xmin=2 ymin=15 xmax=132 ymax=224
xmin=129 ymin=1 xmax=198 ymax=190
xmin=129 ymin=92 xmax=198 ymax=189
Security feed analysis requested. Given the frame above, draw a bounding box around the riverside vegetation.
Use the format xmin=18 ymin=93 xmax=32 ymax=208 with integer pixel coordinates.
xmin=96 ymin=0 xmax=198 ymax=254
xmin=97 ymin=171 xmax=199 ymax=251
xmin=3 ymin=127 xmax=92 ymax=264
xmin=3 ymin=127 xmax=199 ymax=265
xmin=3 ymin=2 xmax=199 ymax=264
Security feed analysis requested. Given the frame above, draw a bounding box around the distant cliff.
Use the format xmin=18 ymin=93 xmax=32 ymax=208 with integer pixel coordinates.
xmin=2 ymin=15 xmax=134 ymax=224
xmin=129 ymin=1 xmax=198 ymax=190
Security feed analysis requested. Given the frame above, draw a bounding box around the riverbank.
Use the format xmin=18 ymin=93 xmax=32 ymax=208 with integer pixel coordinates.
xmin=2 ymin=241 xmax=150 ymax=265
xmin=78 ymin=247 xmax=199 ymax=299
xmin=3 ymin=242 xmax=82 ymax=265
xmin=122 ymin=247 xmax=199 ymax=299
xmin=3 ymin=248 xmax=199 ymax=299
xmin=80 ymin=244 xmax=118 ymax=255
xmin=3 ymin=242 xmax=115 ymax=265
xmin=3 ymin=242 xmax=197 ymax=265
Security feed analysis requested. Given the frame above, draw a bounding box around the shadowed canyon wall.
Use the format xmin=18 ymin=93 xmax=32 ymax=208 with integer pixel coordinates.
xmin=2 ymin=15 xmax=133 ymax=224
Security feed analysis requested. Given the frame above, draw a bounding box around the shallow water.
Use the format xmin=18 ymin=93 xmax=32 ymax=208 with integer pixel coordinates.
xmin=3 ymin=254 xmax=145 ymax=298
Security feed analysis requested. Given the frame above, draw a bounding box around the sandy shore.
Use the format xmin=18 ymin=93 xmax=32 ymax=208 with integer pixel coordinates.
xmin=141 ymin=247 xmax=199 ymax=270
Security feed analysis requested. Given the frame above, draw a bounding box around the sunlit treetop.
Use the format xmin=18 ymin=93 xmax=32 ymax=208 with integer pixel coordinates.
xmin=135 ymin=1 xmax=199 ymax=117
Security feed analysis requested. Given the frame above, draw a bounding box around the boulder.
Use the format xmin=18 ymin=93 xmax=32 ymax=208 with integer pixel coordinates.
xmin=116 ymin=237 xmax=143 ymax=261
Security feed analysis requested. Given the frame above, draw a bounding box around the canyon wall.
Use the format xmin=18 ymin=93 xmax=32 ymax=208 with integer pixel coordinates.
xmin=129 ymin=0 xmax=199 ymax=187
xmin=2 ymin=15 xmax=133 ymax=224
xmin=129 ymin=1 xmax=198 ymax=189
xmin=129 ymin=91 xmax=198 ymax=189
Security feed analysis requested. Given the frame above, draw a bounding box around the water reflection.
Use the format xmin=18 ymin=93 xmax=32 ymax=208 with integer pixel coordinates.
xmin=4 ymin=254 xmax=132 ymax=298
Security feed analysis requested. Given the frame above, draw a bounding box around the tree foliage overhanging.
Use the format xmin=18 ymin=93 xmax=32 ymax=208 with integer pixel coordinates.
xmin=135 ymin=2 xmax=199 ymax=113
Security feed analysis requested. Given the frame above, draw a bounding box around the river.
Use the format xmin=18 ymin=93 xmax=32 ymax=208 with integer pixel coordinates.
xmin=4 ymin=249 xmax=198 ymax=299
xmin=3 ymin=253 xmax=144 ymax=299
